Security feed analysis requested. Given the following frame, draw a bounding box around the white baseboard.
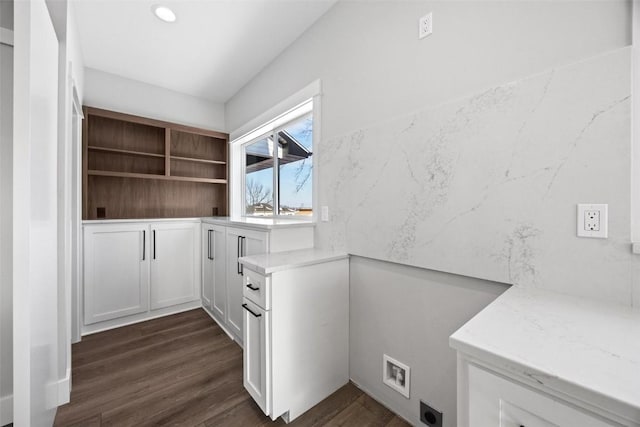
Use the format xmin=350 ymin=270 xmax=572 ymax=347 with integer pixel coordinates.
xmin=57 ymin=368 xmax=71 ymax=406
xmin=81 ymin=300 xmax=202 ymax=336
xmin=1 ymin=393 xmax=13 ymax=426
xmin=0 ymin=368 xmax=71 ymax=426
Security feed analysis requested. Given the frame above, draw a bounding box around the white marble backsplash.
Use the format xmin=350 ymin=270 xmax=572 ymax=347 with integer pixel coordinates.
xmin=317 ymin=47 xmax=633 ymax=305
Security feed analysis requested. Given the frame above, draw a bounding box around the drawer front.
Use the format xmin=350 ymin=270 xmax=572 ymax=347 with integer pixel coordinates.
xmin=243 ymin=268 xmax=270 ymax=310
xmin=468 ymin=364 xmax=615 ymax=427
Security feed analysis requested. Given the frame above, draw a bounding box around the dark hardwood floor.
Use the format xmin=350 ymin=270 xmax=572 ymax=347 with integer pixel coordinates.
xmin=54 ymin=309 xmax=409 ymax=427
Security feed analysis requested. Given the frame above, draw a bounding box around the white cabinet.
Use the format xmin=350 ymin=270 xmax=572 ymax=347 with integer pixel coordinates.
xmin=201 ymin=226 xmax=213 ymax=308
xmin=451 ymin=287 xmax=640 ymax=427
xmin=150 ymin=222 xmax=200 ymax=310
xmin=465 ymin=363 xmax=614 ymax=427
xmin=239 ymin=252 xmax=349 ymax=422
xmin=200 ymin=221 xmax=314 ymax=344
xmin=84 ymin=223 xmax=149 ymax=324
xmin=242 ymin=298 xmax=270 ymax=414
xmin=201 ymin=223 xmax=226 ymax=319
xmin=83 ymin=220 xmax=201 ymax=334
xmin=226 ymin=227 xmax=267 ymax=341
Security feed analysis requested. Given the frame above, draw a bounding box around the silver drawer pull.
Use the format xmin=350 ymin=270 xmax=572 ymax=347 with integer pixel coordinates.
xmin=242 ymin=303 xmax=261 ymax=317
xmin=246 ymin=283 xmax=260 ymax=291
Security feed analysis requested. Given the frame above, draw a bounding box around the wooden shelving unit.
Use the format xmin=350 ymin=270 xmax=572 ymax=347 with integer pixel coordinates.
xmin=83 ymin=106 xmax=229 ymax=220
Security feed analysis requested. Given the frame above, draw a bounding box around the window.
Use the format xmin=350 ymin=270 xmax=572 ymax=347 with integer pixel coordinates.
xmin=243 ymin=113 xmax=313 ymax=217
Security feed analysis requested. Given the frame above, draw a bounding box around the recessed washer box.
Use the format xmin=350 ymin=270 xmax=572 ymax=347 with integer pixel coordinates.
xmin=383 ymin=354 xmax=410 ymax=398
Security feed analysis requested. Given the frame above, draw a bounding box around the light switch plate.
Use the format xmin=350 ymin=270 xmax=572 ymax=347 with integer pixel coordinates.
xmin=577 ymin=204 xmax=608 ymax=238
xmin=321 ymin=206 xmax=329 ymax=222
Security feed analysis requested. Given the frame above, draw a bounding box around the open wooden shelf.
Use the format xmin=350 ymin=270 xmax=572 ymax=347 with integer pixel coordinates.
xmin=88 ymin=170 xmax=227 ymax=185
xmin=83 ymin=107 xmax=229 ymax=220
xmin=88 ymin=145 xmax=166 ymax=159
xmin=170 ymin=155 xmax=226 ymax=165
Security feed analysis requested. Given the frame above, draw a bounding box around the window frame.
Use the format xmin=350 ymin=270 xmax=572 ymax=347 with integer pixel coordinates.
xmin=232 ymin=98 xmax=318 ymax=220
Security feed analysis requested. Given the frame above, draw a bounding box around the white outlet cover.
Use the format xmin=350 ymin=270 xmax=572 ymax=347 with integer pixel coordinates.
xmin=419 ymin=12 xmax=432 ymax=39
xmin=577 ymin=204 xmax=608 ymax=238
xmin=321 ymin=206 xmax=329 ymax=222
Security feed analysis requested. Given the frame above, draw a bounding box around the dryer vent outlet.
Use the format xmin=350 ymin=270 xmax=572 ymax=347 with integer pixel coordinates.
xmin=420 ymin=400 xmax=442 ymax=427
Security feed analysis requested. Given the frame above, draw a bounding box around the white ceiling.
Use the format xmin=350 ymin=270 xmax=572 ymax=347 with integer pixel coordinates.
xmin=73 ymin=0 xmax=337 ymax=104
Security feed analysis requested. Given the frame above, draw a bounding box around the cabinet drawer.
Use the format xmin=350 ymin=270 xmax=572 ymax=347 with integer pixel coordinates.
xmin=243 ymin=268 xmax=270 ymax=310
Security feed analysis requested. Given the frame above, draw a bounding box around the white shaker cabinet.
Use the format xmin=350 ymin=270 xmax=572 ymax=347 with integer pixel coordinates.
xmin=242 ymin=298 xmax=270 ymax=414
xmin=201 ymin=223 xmax=227 ymax=319
xmin=450 ymin=287 xmax=640 ymax=427
xmin=201 ymin=219 xmax=314 ymax=345
xmin=150 ymin=222 xmax=201 ymax=310
xmin=83 ymin=220 xmax=202 ymax=334
xmin=226 ymin=227 xmax=268 ymax=341
xmin=239 ymin=250 xmax=349 ymax=422
xmin=83 ymin=223 xmax=150 ymax=324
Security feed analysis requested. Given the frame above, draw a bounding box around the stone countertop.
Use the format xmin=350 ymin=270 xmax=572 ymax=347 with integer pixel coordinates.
xmin=201 ymin=216 xmax=315 ymax=230
xmin=239 ymin=248 xmax=348 ymax=275
xmin=449 ymin=286 xmax=640 ymax=419
xmin=83 ymin=216 xmax=315 ymax=230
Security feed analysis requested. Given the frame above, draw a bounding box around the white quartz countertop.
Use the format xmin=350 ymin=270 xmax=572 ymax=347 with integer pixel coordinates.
xmin=84 ymin=216 xmax=315 ymax=230
xmin=450 ymin=286 xmax=640 ymax=414
xmin=201 ymin=216 xmax=315 ymax=229
xmin=83 ymin=217 xmax=201 ymax=225
xmin=239 ymin=248 xmax=348 ymax=274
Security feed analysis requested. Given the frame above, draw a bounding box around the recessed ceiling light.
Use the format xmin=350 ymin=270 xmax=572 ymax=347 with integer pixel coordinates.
xmin=152 ymin=5 xmax=176 ymax=23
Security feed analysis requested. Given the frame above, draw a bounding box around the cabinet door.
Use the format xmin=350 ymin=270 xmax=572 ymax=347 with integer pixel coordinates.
xmin=243 ymin=298 xmax=270 ymax=416
xmin=211 ymin=224 xmax=227 ymax=319
xmin=84 ymin=224 xmax=149 ymax=324
xmin=150 ymin=222 xmax=200 ymax=310
xmin=201 ymin=224 xmax=214 ymax=309
xmin=468 ymin=364 xmax=614 ymax=427
xmin=226 ymin=227 xmax=267 ymax=340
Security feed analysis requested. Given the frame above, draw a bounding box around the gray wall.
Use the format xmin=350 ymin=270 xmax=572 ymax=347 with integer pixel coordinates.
xmin=226 ymin=1 xmax=630 ymax=137
xmin=84 ymin=67 xmax=226 ymax=131
xmin=0 ymin=12 xmax=12 ymax=424
xmin=0 ymin=0 xmax=13 ymax=30
xmin=224 ymin=1 xmax=633 ymax=425
xmin=350 ymin=256 xmax=508 ymax=426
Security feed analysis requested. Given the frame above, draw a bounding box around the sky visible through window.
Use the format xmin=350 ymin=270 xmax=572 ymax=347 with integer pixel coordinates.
xmin=246 ymin=115 xmax=313 ymax=215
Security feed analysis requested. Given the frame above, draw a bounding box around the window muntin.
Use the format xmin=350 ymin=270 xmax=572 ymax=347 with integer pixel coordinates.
xmin=243 ymin=114 xmax=313 ymax=217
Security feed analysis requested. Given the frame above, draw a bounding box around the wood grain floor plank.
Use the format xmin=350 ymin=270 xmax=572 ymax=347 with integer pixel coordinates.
xmin=73 ymin=315 xmax=216 ymax=367
xmin=385 ymin=415 xmax=412 ymax=426
xmin=75 ymin=309 xmax=206 ymax=355
xmin=324 ymin=395 xmax=396 ymax=427
xmin=101 ymin=356 xmax=243 ymax=426
xmin=285 ymin=383 xmax=364 ymax=427
xmin=72 ymin=326 xmax=226 ymax=388
xmin=56 ymin=340 xmax=240 ymax=425
xmin=54 ymin=309 xmax=407 ymax=427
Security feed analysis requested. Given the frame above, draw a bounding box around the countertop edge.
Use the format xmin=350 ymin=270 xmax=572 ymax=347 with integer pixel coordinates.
xmin=239 ymin=251 xmax=349 ymax=274
xmin=83 ymin=217 xmax=316 ymax=230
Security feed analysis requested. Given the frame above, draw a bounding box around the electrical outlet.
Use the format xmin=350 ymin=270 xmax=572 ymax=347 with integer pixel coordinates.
xmin=420 ymin=401 xmax=443 ymax=427
xmin=577 ymin=204 xmax=608 ymax=238
xmin=419 ymin=12 xmax=433 ymax=39
xmin=584 ymin=210 xmax=600 ymax=231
